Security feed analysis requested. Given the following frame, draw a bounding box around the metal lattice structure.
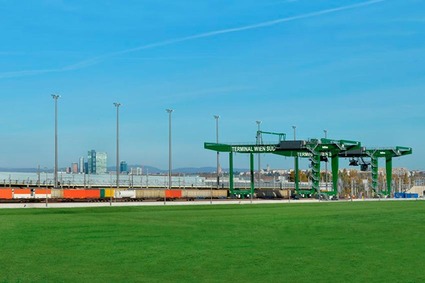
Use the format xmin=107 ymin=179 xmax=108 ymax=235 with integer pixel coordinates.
xmin=204 ymin=131 xmax=412 ymax=198
xmin=339 ymin=146 xmax=412 ymax=196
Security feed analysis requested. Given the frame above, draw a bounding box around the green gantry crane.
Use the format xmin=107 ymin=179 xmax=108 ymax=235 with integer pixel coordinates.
xmin=339 ymin=146 xmax=412 ymax=196
xmin=274 ymin=138 xmax=361 ymax=197
xmin=204 ymin=142 xmax=283 ymax=197
xmin=204 ymin=131 xmax=412 ymax=198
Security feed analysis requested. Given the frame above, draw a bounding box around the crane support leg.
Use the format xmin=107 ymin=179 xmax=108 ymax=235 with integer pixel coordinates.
xmin=250 ymin=153 xmax=255 ymax=197
xmin=229 ymin=152 xmax=234 ymax=196
xmin=331 ymin=154 xmax=339 ymax=196
xmin=311 ymin=153 xmax=321 ymax=195
xmin=295 ymin=157 xmax=300 ymax=193
xmin=386 ymin=157 xmax=392 ymax=196
xmin=371 ymin=157 xmax=378 ymax=194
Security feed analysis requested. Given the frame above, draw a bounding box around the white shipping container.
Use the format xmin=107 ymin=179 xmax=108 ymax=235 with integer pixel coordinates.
xmin=118 ymin=190 xmax=136 ymax=198
xmin=13 ymin=194 xmax=32 ymax=199
xmin=34 ymin=194 xmax=52 ymax=199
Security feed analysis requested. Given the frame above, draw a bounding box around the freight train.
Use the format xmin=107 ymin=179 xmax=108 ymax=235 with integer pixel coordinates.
xmin=0 ymin=188 xmax=230 ymax=202
xmin=0 ymin=187 xmax=291 ymax=202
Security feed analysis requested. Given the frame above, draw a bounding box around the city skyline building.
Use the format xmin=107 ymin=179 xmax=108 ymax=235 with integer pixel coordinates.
xmin=79 ymin=157 xmax=84 ymax=174
xmin=87 ymin=150 xmax=96 ymax=174
xmin=71 ymin=163 xmax=78 ymax=174
xmin=120 ymin=161 xmax=128 ymax=174
xmin=87 ymin=150 xmax=108 ymax=174
xmin=96 ymin=152 xmax=107 ymax=174
xmin=130 ymin=167 xmax=143 ymax=176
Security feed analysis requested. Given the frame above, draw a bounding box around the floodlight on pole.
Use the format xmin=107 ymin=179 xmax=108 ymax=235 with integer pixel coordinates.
xmin=166 ymin=109 xmax=173 ymax=205
xmin=256 ymin=120 xmax=262 ymax=189
xmin=214 ymin=115 xmax=220 ymax=189
xmin=113 ymin=102 xmax=121 ymax=206
xmin=51 ymin=94 xmax=60 ymax=191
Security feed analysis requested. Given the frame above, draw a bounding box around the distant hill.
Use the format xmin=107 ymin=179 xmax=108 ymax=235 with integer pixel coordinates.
xmin=172 ymin=167 xmax=215 ymax=174
xmin=107 ymin=165 xmax=163 ymax=174
xmin=0 ymin=168 xmax=52 ymax=173
xmin=122 ymin=166 xmax=223 ymax=174
xmin=112 ymin=165 xmax=218 ymax=174
xmin=0 ymin=166 xmax=248 ymax=174
xmin=105 ymin=165 xmax=248 ymax=174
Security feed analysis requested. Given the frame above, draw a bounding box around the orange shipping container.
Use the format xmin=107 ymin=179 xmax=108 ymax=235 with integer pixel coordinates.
xmin=63 ymin=189 xmax=100 ymax=199
xmin=14 ymin=189 xmax=31 ymax=194
xmin=35 ymin=189 xmax=52 ymax=195
xmin=165 ymin=190 xmax=182 ymax=198
xmin=0 ymin=189 xmax=13 ymax=199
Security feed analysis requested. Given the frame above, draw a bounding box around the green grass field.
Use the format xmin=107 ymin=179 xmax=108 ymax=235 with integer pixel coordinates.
xmin=1 ymin=201 xmax=424 ymax=282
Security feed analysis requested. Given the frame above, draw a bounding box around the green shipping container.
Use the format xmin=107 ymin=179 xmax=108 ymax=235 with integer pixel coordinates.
xmin=100 ymin=189 xmax=105 ymax=198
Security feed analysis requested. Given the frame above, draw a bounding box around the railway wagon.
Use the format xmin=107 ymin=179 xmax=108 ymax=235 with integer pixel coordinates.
xmin=182 ymin=189 xmax=228 ymax=199
xmin=0 ymin=188 xmax=229 ymax=202
xmin=255 ymin=189 xmax=291 ymax=199
xmin=0 ymin=188 xmax=52 ymax=200
xmin=135 ymin=189 xmax=164 ymax=199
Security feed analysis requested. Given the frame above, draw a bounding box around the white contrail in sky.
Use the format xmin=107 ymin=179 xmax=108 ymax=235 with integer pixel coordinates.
xmin=82 ymin=0 xmax=386 ymax=60
xmin=0 ymin=0 xmax=386 ymax=79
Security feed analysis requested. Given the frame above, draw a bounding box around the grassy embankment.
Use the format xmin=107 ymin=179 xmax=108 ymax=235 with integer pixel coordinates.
xmin=1 ymin=201 xmax=424 ymax=282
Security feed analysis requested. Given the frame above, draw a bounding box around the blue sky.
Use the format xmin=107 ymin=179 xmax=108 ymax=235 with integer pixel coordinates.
xmin=0 ymin=0 xmax=424 ymax=170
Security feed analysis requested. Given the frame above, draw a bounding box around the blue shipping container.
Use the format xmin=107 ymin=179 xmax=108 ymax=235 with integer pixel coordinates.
xmin=394 ymin=192 xmax=405 ymax=199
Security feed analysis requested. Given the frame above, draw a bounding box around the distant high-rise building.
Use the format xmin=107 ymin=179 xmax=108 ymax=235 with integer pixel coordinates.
xmin=120 ymin=161 xmax=128 ymax=174
xmin=79 ymin=157 xmax=84 ymax=174
xmin=86 ymin=150 xmax=107 ymax=174
xmin=130 ymin=167 xmax=143 ymax=175
xmin=84 ymin=162 xmax=88 ymax=174
xmin=96 ymin=152 xmax=107 ymax=174
xmin=72 ymin=163 xmax=78 ymax=174
xmin=87 ymin=150 xmax=96 ymax=174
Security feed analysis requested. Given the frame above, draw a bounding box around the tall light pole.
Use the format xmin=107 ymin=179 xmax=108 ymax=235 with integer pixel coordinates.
xmin=214 ymin=115 xmax=220 ymax=189
xmin=52 ymin=94 xmax=60 ymax=190
xmin=256 ymin=120 xmax=262 ymax=189
xmin=114 ymin=102 xmax=121 ymax=205
xmin=324 ymin=129 xmax=328 ymax=192
xmin=166 ymin=109 xmax=173 ymax=193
